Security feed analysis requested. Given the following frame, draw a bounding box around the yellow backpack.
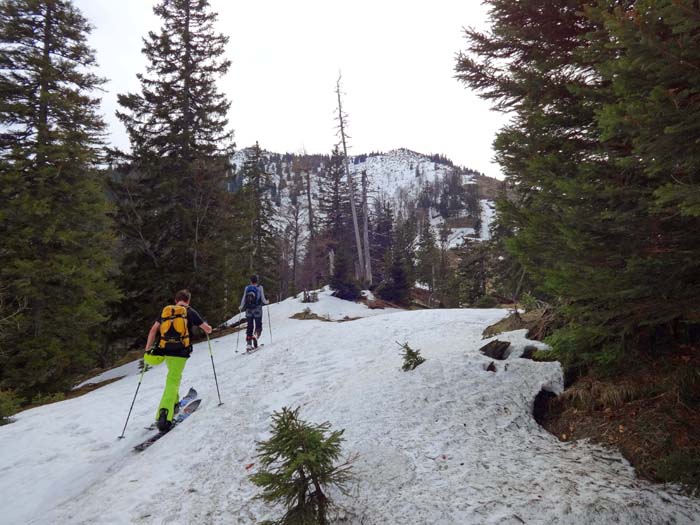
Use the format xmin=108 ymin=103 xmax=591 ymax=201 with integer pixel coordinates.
xmin=158 ymin=305 xmax=190 ymax=351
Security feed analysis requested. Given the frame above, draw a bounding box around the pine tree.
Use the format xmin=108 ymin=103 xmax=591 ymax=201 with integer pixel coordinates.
xmin=0 ymin=0 xmax=119 ymax=395
xmin=589 ymin=0 xmax=700 ymax=349
xmin=239 ymin=142 xmax=279 ymax=296
xmin=111 ymin=0 xmax=236 ymax=333
xmin=456 ymin=0 xmax=700 ymax=370
xmin=376 ymin=218 xmax=414 ymax=305
xmin=318 ymin=146 xmax=351 ymax=253
xmin=456 ymin=242 xmax=489 ymax=306
xmin=250 ymin=406 xmax=354 ymax=525
xmin=398 ymin=341 xmax=426 ymax=371
xmin=369 ymin=199 xmax=394 ymax=284
xmin=318 ymin=146 xmax=364 ymax=295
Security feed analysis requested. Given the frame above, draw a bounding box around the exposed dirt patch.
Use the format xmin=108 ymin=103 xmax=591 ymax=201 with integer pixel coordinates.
xmin=482 ymin=308 xmax=559 ymax=341
xmin=290 ymin=310 xmax=333 ymax=322
xmin=358 ymin=296 xmax=402 ymax=310
xmin=65 ymin=377 xmax=124 ymax=400
xmin=538 ymin=350 xmax=700 ymax=494
xmin=289 ymin=310 xmax=361 ymax=323
xmin=482 ymin=309 xmax=546 ymax=338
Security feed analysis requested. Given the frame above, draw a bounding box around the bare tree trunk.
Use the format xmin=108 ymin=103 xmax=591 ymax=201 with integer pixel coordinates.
xmin=335 ymin=74 xmax=365 ymax=282
xmin=305 ymin=167 xmax=316 ymax=287
xmin=290 ymin=204 xmax=301 ymax=290
xmin=361 ymin=170 xmax=372 ymax=284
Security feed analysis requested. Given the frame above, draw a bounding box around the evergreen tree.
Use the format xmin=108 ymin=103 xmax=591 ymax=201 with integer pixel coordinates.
xmin=250 ymin=406 xmax=354 ymax=525
xmin=240 ymin=142 xmax=279 ymax=296
xmin=456 ymin=0 xmax=700 ymax=370
xmin=0 ymin=0 xmax=119 ymax=395
xmin=318 ymin=146 xmax=351 ymax=252
xmin=376 ymin=249 xmax=411 ymax=305
xmin=318 ymin=146 xmax=362 ymax=290
xmin=376 ymin=218 xmax=414 ymax=305
xmin=589 ymin=0 xmax=700 ymax=349
xmin=111 ymin=0 xmax=235 ymax=335
xmin=369 ymin=199 xmax=394 ymax=284
xmin=456 ymin=242 xmax=489 ymax=306
xmin=329 ymin=247 xmax=361 ymax=301
xmin=398 ymin=341 xmax=426 ymax=371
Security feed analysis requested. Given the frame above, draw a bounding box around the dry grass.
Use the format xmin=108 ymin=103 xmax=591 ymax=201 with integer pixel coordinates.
xmin=556 ymin=380 xmax=663 ymax=411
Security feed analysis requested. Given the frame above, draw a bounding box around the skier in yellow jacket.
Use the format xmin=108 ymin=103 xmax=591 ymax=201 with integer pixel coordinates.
xmin=144 ymin=289 xmax=212 ymax=431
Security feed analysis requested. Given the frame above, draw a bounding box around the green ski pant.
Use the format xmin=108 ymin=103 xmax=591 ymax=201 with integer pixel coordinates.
xmin=156 ymin=356 xmax=188 ymax=422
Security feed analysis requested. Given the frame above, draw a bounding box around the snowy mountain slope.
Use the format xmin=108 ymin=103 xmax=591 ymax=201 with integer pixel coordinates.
xmin=2 ymin=291 xmax=698 ymax=524
xmin=349 ymin=148 xmax=474 ymax=212
xmin=232 ymin=147 xmax=496 ymax=247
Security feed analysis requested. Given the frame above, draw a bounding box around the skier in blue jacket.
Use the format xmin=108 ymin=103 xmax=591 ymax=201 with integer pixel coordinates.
xmin=239 ymin=275 xmax=269 ymax=351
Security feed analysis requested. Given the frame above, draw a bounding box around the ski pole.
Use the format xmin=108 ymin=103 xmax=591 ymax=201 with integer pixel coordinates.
xmin=118 ymin=363 xmax=147 ymax=439
xmin=235 ymin=312 xmax=241 ymax=353
xmin=206 ymin=333 xmax=223 ymax=406
xmin=267 ymin=304 xmax=272 ymax=344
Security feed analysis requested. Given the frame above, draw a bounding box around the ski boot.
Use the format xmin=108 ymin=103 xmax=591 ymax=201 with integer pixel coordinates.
xmin=157 ymin=408 xmax=172 ymax=432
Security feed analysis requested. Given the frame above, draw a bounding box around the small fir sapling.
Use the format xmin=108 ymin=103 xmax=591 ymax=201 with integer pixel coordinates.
xmin=250 ymin=406 xmax=355 ymax=525
xmin=398 ymin=341 xmax=426 ymax=371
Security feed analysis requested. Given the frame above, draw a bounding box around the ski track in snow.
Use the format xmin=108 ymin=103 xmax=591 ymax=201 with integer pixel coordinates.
xmin=1 ymin=290 xmax=699 ymax=524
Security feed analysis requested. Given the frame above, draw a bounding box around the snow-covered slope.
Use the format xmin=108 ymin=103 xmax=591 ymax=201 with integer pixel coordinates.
xmin=2 ymin=291 xmax=697 ymax=524
xmin=231 ymin=147 xmax=496 ymax=246
xmin=350 ymin=148 xmax=474 ymax=212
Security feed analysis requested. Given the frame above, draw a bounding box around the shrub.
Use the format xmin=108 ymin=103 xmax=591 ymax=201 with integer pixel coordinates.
xmin=329 ymin=250 xmax=361 ymax=301
xmin=301 ymin=291 xmax=319 ymax=303
xmin=519 ymin=292 xmax=538 ymax=312
xmin=0 ymin=390 xmax=22 ymax=425
xmin=474 ymin=295 xmax=499 ymax=308
xmin=30 ymin=391 xmax=65 ymax=406
xmin=250 ymin=406 xmax=354 ymax=525
xmin=398 ymin=341 xmax=425 ymax=371
xmin=653 ymin=450 xmax=700 ymax=496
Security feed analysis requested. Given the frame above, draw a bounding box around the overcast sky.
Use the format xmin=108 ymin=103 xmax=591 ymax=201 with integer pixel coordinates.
xmin=73 ymin=0 xmax=506 ymax=179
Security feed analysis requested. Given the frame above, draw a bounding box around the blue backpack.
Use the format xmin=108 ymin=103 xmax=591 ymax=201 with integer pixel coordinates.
xmin=244 ymin=284 xmax=260 ymax=309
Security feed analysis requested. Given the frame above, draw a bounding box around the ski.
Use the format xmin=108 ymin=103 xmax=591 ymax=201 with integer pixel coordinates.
xmin=134 ymin=399 xmax=201 ymax=452
xmin=244 ymin=344 xmax=264 ymax=355
xmin=143 ymin=387 xmax=197 ymax=431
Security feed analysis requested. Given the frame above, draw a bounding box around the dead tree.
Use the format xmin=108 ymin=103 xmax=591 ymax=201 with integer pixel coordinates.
xmin=361 ymin=170 xmax=372 ymax=284
xmin=335 ymin=73 xmax=365 ymax=282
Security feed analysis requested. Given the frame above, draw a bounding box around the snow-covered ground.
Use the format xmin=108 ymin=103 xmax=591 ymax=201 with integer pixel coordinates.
xmin=73 ymin=360 xmax=141 ymax=390
xmin=2 ymin=290 xmax=699 ymax=524
xmin=480 ymin=199 xmax=496 ymax=241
